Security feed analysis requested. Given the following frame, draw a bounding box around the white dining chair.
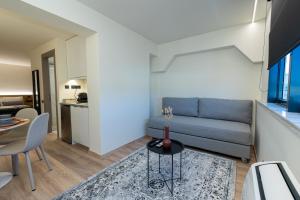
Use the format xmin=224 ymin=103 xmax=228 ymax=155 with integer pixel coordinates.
xmin=0 ymin=108 xmax=38 ymax=144
xmin=0 ymin=108 xmax=44 ymax=167
xmin=0 ymin=113 xmax=52 ymax=191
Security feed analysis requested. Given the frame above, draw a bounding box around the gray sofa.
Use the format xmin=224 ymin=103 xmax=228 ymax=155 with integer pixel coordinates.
xmin=147 ymin=97 xmax=253 ymax=161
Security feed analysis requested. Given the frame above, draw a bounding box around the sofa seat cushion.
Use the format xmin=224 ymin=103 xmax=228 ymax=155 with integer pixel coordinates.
xmin=148 ymin=116 xmax=251 ymax=145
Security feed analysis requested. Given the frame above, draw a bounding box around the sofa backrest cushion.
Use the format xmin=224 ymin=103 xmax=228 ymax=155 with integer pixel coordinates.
xmin=198 ymin=98 xmax=253 ymax=124
xmin=162 ymin=97 xmax=198 ymax=117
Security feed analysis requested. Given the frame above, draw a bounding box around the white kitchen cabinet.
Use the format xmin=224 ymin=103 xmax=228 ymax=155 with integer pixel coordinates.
xmin=66 ymin=36 xmax=87 ymax=79
xmin=71 ymin=106 xmax=89 ymax=147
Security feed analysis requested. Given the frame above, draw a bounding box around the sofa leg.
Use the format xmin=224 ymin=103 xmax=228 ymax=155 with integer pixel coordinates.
xmin=241 ymin=158 xmax=249 ymax=163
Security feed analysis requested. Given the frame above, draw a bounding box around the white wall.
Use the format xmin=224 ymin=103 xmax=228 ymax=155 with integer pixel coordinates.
xmin=0 ymin=45 xmax=32 ymax=95
xmin=0 ymin=48 xmax=31 ymax=67
xmin=86 ymin=34 xmax=101 ymax=153
xmin=3 ymin=0 xmax=157 ymax=154
xmin=151 ymin=47 xmax=261 ymax=116
xmin=153 ymin=21 xmax=265 ymax=72
xmin=260 ymin=6 xmax=272 ymax=102
xmin=256 ymin=103 xmax=300 ymax=182
xmin=0 ymin=63 xmax=32 ymax=95
xmin=98 ymin=27 xmax=155 ymax=154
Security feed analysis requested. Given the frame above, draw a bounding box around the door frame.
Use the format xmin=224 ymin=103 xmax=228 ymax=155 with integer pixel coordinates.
xmin=41 ymin=49 xmax=60 ymax=138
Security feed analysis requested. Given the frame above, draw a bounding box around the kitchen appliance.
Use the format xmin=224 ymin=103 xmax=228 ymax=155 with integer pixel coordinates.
xmin=242 ymin=161 xmax=300 ymax=200
xmin=61 ymin=104 xmax=72 ymax=144
xmin=76 ymin=92 xmax=88 ymax=103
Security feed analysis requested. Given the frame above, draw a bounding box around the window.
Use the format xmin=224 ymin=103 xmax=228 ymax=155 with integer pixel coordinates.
xmin=267 ymin=54 xmax=291 ymax=104
xmin=268 ymin=44 xmax=300 ymax=113
xmin=282 ymin=53 xmax=291 ymax=101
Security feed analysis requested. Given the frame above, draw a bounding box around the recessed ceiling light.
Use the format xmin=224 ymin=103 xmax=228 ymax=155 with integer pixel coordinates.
xmin=0 ymin=91 xmax=33 ymax=95
xmin=252 ymin=0 xmax=258 ymax=23
xmin=0 ymin=59 xmax=31 ymax=67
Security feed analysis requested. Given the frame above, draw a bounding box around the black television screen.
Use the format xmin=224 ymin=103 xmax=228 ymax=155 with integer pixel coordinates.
xmin=269 ymin=0 xmax=300 ymax=68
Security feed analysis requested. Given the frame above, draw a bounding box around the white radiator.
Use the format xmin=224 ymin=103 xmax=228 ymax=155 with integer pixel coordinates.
xmin=242 ymin=161 xmax=300 ymax=200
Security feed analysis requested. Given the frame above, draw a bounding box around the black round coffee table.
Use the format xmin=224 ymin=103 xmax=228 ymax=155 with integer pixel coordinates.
xmin=147 ymin=139 xmax=184 ymax=195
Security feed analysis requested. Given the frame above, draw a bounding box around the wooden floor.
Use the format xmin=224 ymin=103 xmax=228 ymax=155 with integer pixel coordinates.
xmin=0 ymin=133 xmax=255 ymax=200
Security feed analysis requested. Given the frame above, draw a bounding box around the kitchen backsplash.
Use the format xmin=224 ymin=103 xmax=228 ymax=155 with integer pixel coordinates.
xmin=62 ymin=79 xmax=87 ymax=100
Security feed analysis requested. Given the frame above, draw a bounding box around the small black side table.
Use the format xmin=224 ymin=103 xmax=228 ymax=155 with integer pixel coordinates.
xmin=147 ymin=139 xmax=184 ymax=195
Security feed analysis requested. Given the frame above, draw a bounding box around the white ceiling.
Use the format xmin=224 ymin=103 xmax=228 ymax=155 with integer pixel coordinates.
xmin=78 ymin=0 xmax=267 ymax=44
xmin=0 ymin=8 xmax=74 ymax=52
xmin=0 ymin=8 xmax=74 ymax=66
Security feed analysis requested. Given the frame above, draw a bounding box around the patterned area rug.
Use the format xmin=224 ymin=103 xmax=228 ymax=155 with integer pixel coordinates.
xmin=54 ymin=147 xmax=236 ymax=200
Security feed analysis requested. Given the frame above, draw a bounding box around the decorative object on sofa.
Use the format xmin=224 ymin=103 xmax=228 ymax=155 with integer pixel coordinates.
xmin=147 ymin=97 xmax=253 ymax=162
xmin=162 ymin=106 xmax=173 ymax=149
xmin=54 ymin=147 xmax=236 ymax=200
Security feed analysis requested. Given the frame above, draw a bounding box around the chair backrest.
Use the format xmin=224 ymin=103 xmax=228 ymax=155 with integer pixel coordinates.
xmin=23 ymin=113 xmax=49 ymax=152
xmin=16 ymin=108 xmax=38 ymax=121
xmin=14 ymin=108 xmax=38 ymax=135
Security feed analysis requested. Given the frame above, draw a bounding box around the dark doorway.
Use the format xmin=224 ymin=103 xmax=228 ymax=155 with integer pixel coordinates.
xmin=32 ymin=70 xmax=41 ymax=114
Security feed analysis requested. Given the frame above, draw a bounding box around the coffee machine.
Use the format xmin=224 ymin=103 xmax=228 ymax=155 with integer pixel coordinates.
xmin=76 ymin=92 xmax=88 ymax=103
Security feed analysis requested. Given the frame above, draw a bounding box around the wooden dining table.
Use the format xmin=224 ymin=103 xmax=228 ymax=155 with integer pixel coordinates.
xmin=0 ymin=118 xmax=30 ymax=189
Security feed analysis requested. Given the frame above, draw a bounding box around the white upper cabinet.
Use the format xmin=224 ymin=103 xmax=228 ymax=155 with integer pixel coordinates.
xmin=66 ymin=36 xmax=87 ymax=79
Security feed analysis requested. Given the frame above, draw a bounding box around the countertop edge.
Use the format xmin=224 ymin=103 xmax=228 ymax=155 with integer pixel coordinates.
xmin=256 ymin=100 xmax=300 ymax=134
xmin=60 ymin=102 xmax=88 ymax=108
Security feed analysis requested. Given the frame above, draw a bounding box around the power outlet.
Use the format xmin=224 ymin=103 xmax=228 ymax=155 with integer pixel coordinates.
xmin=71 ymin=85 xmax=81 ymax=89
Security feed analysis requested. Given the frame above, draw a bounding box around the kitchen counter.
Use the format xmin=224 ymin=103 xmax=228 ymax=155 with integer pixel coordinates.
xmin=60 ymin=100 xmax=88 ymax=108
xmin=60 ymin=99 xmax=89 ymax=147
xmin=256 ymin=100 xmax=300 ymax=133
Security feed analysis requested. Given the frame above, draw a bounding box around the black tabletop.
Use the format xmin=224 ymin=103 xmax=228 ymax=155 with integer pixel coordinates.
xmin=147 ymin=139 xmax=184 ymax=155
